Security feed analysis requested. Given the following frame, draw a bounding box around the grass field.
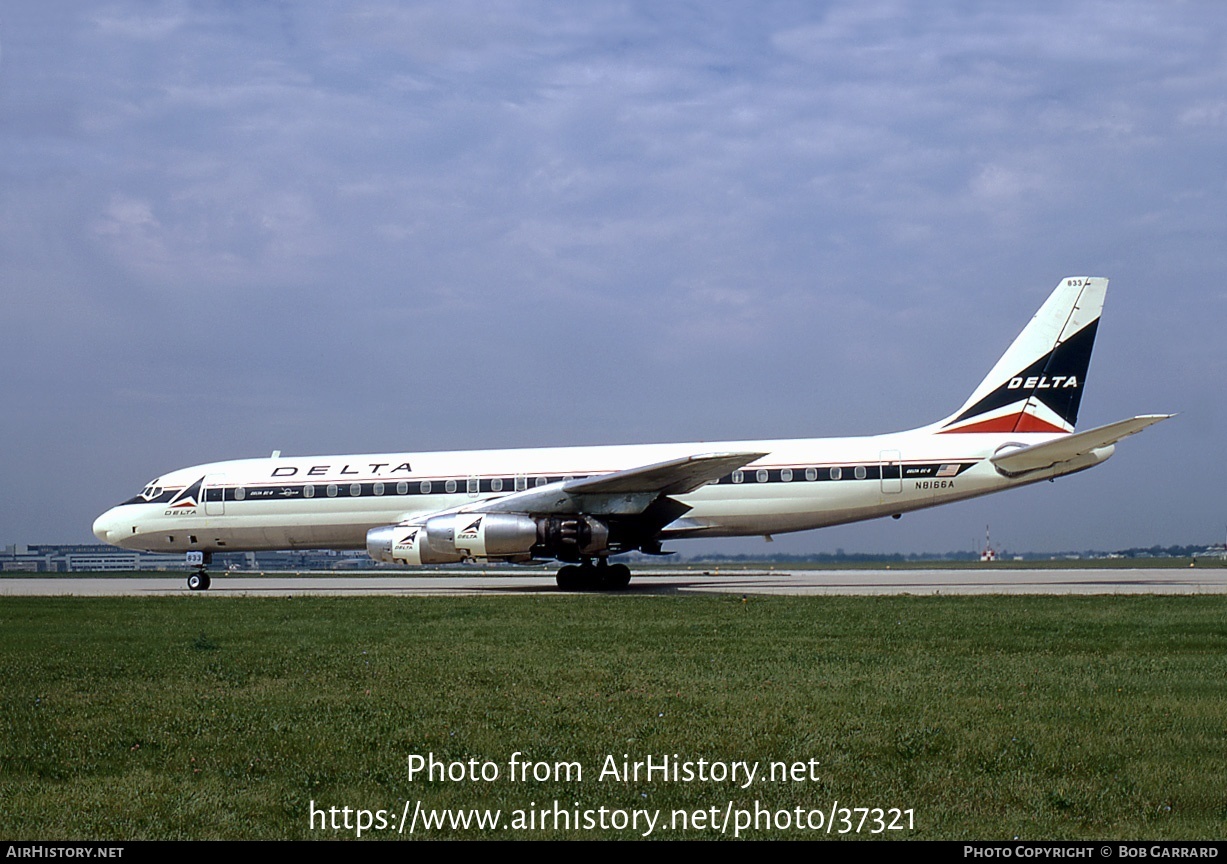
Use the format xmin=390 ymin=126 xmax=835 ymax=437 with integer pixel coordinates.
xmin=1 ymin=594 xmax=1224 ymax=840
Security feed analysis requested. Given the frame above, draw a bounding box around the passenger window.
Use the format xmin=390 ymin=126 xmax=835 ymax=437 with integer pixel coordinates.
xmin=350 ymin=483 xmax=362 ymax=497
xmin=420 ymin=480 xmax=432 ymax=494
xmin=445 ymin=479 xmax=457 ymax=493
xmin=397 ymin=481 xmax=408 ymax=495
xmin=326 ymin=483 xmax=338 ymax=497
xmin=781 ymin=468 xmax=793 ymax=482
xmin=373 ymin=482 xmax=385 ymax=496
xmin=830 ymin=467 xmax=842 ymax=481
xmin=756 ymin=469 xmax=768 ymax=483
xmin=805 ymin=467 xmax=817 ymax=481
xmin=304 ymin=484 xmax=315 ymax=498
xmin=491 ymin=478 xmax=503 ymax=492
xmin=732 ymin=470 xmax=744 ymax=484
xmin=854 ymin=465 xmax=867 ymax=480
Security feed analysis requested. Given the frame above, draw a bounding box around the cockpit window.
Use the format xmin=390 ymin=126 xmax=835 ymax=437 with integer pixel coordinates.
xmin=140 ymin=481 xmax=163 ymax=501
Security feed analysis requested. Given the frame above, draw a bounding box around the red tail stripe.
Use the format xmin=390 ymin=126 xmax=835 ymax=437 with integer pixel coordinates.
xmin=939 ymin=413 xmax=1068 ymax=434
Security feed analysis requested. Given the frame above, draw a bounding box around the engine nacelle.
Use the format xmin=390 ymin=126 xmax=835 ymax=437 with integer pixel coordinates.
xmin=367 ymin=513 xmax=612 ymax=565
xmin=448 ymin=513 xmax=540 ymax=559
xmin=366 ymin=523 xmax=464 ymax=565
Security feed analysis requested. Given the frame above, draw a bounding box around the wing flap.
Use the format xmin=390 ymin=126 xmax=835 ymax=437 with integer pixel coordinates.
xmin=990 ymin=414 xmax=1171 ymax=476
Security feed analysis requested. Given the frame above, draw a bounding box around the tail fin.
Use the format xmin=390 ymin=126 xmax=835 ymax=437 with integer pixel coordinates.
xmin=938 ymin=277 xmax=1107 ymax=434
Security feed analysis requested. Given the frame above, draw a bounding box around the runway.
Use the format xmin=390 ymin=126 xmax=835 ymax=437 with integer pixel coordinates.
xmin=3 ymin=567 xmax=1226 ymax=596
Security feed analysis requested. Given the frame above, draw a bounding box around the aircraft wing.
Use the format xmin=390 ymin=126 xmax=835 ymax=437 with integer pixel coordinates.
xmin=562 ymin=451 xmax=768 ymax=496
xmin=459 ymin=451 xmax=768 ymax=516
xmin=990 ymin=414 xmax=1172 ymax=477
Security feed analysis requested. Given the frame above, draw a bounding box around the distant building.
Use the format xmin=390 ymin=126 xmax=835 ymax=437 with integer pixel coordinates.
xmin=0 ymin=544 xmax=372 ymax=573
xmin=1194 ymin=544 xmax=1227 ymax=561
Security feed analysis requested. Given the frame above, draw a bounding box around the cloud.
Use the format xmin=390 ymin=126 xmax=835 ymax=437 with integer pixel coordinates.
xmin=90 ymin=7 xmax=186 ymax=41
xmin=1 ymin=1 xmax=1224 ymax=551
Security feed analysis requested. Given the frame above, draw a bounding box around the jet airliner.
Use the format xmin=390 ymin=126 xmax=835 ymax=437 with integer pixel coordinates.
xmin=93 ymin=277 xmax=1169 ymax=590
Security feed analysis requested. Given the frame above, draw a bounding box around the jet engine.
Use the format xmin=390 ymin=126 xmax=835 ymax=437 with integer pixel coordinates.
xmin=366 ymin=513 xmax=610 ymax=565
xmin=366 ymin=522 xmax=461 ymax=565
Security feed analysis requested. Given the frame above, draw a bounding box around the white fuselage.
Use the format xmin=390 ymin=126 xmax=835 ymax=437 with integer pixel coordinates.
xmin=92 ymin=276 xmax=1161 ymax=577
xmin=92 ymin=426 xmax=1100 ymax=557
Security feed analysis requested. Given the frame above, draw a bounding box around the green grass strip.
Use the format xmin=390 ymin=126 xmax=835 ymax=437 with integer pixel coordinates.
xmin=1 ymin=595 xmax=1224 ymax=839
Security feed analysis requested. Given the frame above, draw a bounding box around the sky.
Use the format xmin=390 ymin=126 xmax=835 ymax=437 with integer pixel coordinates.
xmin=1 ymin=1 xmax=1223 ymax=555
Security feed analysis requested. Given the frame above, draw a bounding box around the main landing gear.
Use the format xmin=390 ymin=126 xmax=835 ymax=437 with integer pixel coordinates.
xmin=186 ymin=551 xmax=212 ymax=591
xmin=555 ymin=558 xmax=632 ymax=591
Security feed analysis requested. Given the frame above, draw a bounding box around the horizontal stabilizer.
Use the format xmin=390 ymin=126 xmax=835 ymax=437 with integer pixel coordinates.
xmin=989 ymin=415 xmax=1172 ymax=477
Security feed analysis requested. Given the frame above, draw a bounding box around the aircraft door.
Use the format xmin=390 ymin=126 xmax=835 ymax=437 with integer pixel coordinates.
xmin=204 ymin=474 xmax=226 ymax=515
xmin=879 ymin=451 xmax=902 ymax=494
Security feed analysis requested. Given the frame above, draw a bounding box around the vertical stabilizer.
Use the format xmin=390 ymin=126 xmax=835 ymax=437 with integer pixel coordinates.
xmin=939 ymin=277 xmax=1106 ymax=434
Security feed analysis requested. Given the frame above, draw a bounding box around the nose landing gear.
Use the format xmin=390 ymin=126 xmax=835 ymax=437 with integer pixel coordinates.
xmin=186 ymin=551 xmax=212 ymax=591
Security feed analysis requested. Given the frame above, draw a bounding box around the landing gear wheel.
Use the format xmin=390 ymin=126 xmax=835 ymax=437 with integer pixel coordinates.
xmin=556 ymin=565 xmax=582 ymax=590
xmin=557 ymin=561 xmax=631 ymax=591
xmin=187 ymin=571 xmax=211 ymax=591
xmin=601 ymin=563 xmax=632 ymax=590
xmin=185 ymin=551 xmax=212 ymax=591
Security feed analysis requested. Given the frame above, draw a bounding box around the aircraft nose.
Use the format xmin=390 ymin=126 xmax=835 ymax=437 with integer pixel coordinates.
xmin=93 ymin=509 xmax=119 ymax=544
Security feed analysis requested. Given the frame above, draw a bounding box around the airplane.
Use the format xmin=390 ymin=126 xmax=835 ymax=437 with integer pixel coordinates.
xmin=93 ymin=276 xmax=1169 ymax=591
